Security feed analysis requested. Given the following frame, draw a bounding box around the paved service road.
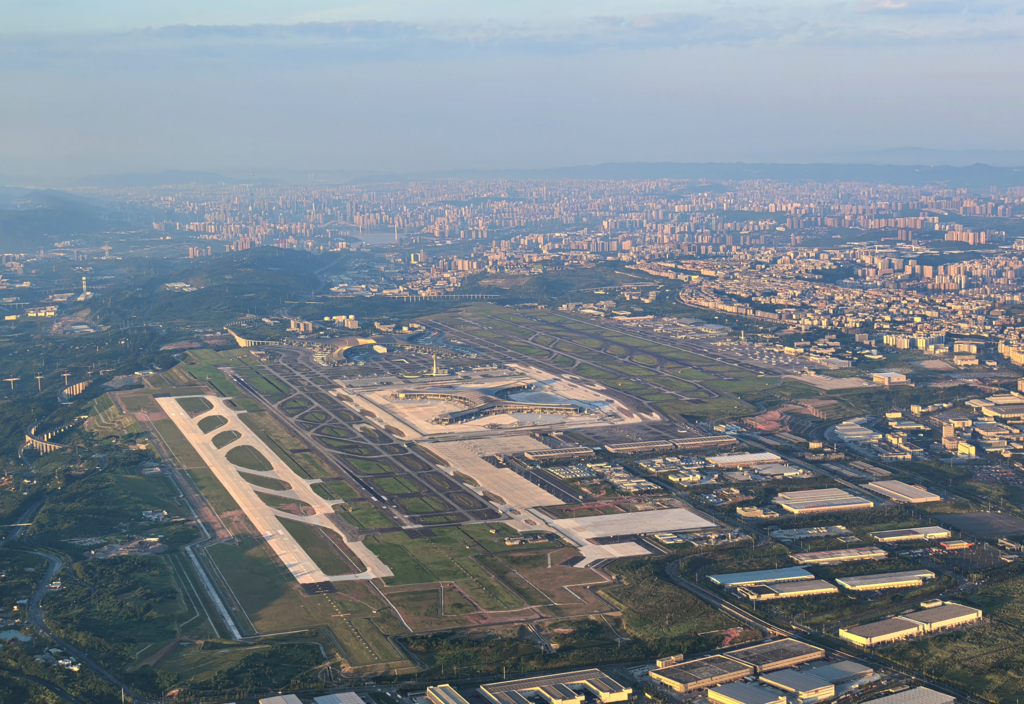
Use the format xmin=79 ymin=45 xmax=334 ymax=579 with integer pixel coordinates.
xmin=156 ymin=395 xmax=393 ymax=583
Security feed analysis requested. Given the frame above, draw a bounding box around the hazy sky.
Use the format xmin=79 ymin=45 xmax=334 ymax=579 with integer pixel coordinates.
xmin=2 ymin=0 xmax=1023 ymax=180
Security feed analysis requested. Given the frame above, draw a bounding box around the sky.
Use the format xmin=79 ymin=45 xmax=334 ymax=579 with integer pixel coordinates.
xmin=2 ymin=0 xmax=1024 ymax=181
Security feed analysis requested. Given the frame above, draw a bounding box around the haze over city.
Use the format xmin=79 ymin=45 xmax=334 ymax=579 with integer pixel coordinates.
xmin=3 ymin=0 xmax=1024 ymax=182
xmin=5 ymin=3 xmax=1024 ymax=704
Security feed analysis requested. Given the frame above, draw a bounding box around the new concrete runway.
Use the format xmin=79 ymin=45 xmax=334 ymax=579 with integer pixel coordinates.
xmin=156 ymin=395 xmax=393 ymax=583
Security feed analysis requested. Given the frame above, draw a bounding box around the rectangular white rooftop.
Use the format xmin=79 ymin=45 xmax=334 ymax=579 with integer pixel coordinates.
xmin=866 ymin=481 xmax=940 ymax=503
xmin=836 ymin=570 xmax=935 ymax=590
xmin=549 ymin=507 xmax=715 ymax=540
xmin=709 ymin=567 xmax=815 ymax=587
xmin=865 ymin=687 xmax=955 ymax=704
xmin=708 ymin=453 xmax=782 ymax=467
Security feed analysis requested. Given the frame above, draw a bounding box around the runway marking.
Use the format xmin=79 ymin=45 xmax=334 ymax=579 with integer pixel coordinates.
xmin=156 ymin=395 xmax=393 ymax=584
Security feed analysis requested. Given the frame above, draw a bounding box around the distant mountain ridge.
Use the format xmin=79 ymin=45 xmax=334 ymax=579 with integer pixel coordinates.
xmin=78 ymin=170 xmax=282 ymax=188
xmin=78 ymin=161 xmax=1024 ymax=189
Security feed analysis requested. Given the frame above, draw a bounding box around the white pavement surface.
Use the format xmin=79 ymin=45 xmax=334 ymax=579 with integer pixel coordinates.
xmin=549 ymin=507 xmax=716 ymax=539
xmin=535 ymin=507 xmax=717 ymax=568
xmin=156 ymin=396 xmax=393 ymax=583
xmin=427 ymin=436 xmax=561 ymax=519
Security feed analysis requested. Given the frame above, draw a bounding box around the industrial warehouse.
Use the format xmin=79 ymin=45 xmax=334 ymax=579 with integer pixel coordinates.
xmin=649 ymin=640 xmax=825 ymax=694
xmin=865 ymin=480 xmax=941 ymax=504
xmin=839 ymin=602 xmax=983 ymax=646
xmin=724 ymin=639 xmax=826 ymax=673
xmin=708 ymin=567 xmax=815 ymax=588
xmin=738 ymin=579 xmax=838 ymax=601
xmin=835 ymin=570 xmax=936 ymax=591
xmin=707 ymin=452 xmax=784 ymax=468
xmin=790 ymin=547 xmax=888 ymax=565
xmin=759 ymin=670 xmax=836 ymax=700
xmin=772 ymin=488 xmax=875 ymax=514
xmin=869 ymin=527 xmax=952 ymax=543
xmin=708 ymin=682 xmax=787 ymax=704
xmin=479 ymin=670 xmax=632 ymax=704
xmin=603 ymin=436 xmax=739 ymax=455
xmin=649 ymin=655 xmax=755 ymax=693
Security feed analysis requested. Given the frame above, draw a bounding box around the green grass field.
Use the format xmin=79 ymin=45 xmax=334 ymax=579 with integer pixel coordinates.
xmin=372 ymin=476 xmax=420 ymax=494
xmin=319 ymin=427 xmax=352 ymax=438
xmin=239 ymin=473 xmax=291 ymax=491
xmin=212 ymin=430 xmax=242 ymax=448
xmin=152 ymin=419 xmax=207 ymax=469
xmin=321 ymin=439 xmax=373 ymax=455
xmin=277 ymin=518 xmax=354 ymax=575
xmin=334 ymin=503 xmax=395 ymax=530
xmin=177 ymin=396 xmax=214 ymax=415
xmin=225 ymin=445 xmax=274 ymax=471
xmin=398 ymin=496 xmax=446 ymax=513
xmin=255 ymin=492 xmax=310 ymax=513
xmin=365 ymin=529 xmax=523 ymax=610
xmin=197 ymin=415 xmax=228 ymax=433
xmin=312 ymin=480 xmax=358 ymax=500
xmin=348 ymin=458 xmax=394 ymax=474
xmin=184 ymin=467 xmax=239 ymax=514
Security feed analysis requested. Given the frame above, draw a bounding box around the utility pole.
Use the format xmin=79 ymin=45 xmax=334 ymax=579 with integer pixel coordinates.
xmin=35 ymin=375 xmax=43 ymax=391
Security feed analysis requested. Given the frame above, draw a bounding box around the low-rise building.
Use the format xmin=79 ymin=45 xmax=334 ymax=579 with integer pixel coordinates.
xmin=759 ymin=670 xmax=835 ymax=700
xmin=709 ymin=682 xmax=787 ymax=704
xmin=790 ymin=547 xmax=888 ymax=565
xmin=839 ymin=617 xmax=922 ymax=646
xmin=725 ymin=639 xmax=825 ymax=673
xmin=738 ymin=579 xmax=838 ymax=601
xmin=650 ymin=655 xmax=754 ymax=693
xmin=773 ymin=488 xmax=874 ymax=514
xmin=864 ymin=687 xmax=954 ymax=704
xmin=708 ymin=567 xmax=814 ymax=588
xmin=480 ymin=669 xmax=632 ymax=704
xmin=836 ymin=570 xmax=935 ymax=591
xmin=865 ymin=480 xmax=940 ymax=503
xmin=870 ymin=526 xmax=951 ymax=542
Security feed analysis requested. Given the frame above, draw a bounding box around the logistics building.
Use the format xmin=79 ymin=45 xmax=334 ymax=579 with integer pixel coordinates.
xmin=725 ymin=639 xmax=826 ymax=673
xmin=940 ymin=539 xmax=973 ymax=550
xmin=650 ymin=640 xmax=825 ymax=694
xmin=839 ymin=617 xmax=923 ymax=646
xmin=865 ymin=481 xmax=940 ymax=504
xmin=427 ymin=686 xmax=472 ymax=704
xmin=836 ymin=570 xmax=935 ymax=591
xmin=840 ymin=602 xmax=982 ymax=645
xmin=707 ymin=453 xmax=783 ymax=468
xmin=904 ymin=602 xmax=982 ymax=632
xmin=604 ymin=436 xmax=738 ymax=455
xmin=759 ymin=670 xmax=835 ymax=700
xmin=479 ymin=670 xmax=632 ymax=704
xmin=709 ymin=683 xmax=787 ymax=704
xmin=773 ymin=488 xmax=874 ymax=514
xmin=523 ymin=448 xmax=596 ymax=462
xmin=790 ymin=547 xmax=888 ymax=565
xmin=805 ymin=660 xmax=874 ymax=686
xmin=865 ymin=688 xmax=955 ymax=704
xmin=870 ymin=527 xmax=951 ymax=543
xmin=708 ymin=567 xmax=815 ymax=588
xmin=314 ymin=695 xmax=367 ymax=704
xmin=649 ymin=655 xmax=754 ymax=693
xmin=738 ymin=580 xmax=838 ymax=601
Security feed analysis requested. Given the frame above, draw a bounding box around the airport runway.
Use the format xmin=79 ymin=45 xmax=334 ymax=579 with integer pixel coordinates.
xmin=156 ymin=395 xmax=393 ymax=583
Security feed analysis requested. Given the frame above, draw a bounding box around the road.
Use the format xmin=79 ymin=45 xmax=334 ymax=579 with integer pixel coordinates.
xmin=27 ymin=551 xmax=154 ymax=704
xmin=155 ymin=394 xmax=393 ymax=584
xmin=665 ymin=560 xmax=986 ymax=704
